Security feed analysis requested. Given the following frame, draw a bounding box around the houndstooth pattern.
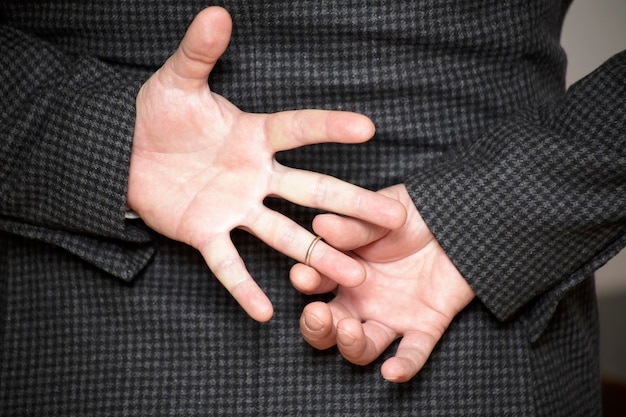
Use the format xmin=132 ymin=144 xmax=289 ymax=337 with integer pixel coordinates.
xmin=1 ymin=0 xmax=624 ymax=415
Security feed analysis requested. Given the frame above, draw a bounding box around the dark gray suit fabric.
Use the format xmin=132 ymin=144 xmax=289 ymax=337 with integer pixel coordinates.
xmin=0 ymin=0 xmax=624 ymax=416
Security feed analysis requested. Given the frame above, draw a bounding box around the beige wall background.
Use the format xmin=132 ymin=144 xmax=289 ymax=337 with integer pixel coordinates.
xmin=561 ymin=0 xmax=626 ymax=380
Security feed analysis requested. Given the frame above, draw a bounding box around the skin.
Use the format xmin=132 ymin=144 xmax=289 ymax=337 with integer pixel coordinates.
xmin=292 ymin=184 xmax=476 ymax=383
xmin=126 ymin=7 xmax=407 ymax=322
xmin=127 ymin=7 xmax=472 ymax=382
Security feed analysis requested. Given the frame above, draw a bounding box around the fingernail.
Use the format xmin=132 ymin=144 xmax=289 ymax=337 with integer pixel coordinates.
xmin=383 ymin=375 xmax=402 ymax=383
xmin=304 ymin=313 xmax=324 ymax=332
xmin=337 ymin=329 xmax=355 ymax=346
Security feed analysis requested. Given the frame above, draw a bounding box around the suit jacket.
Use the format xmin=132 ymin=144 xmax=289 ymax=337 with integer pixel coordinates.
xmin=1 ymin=1 xmax=624 ymax=415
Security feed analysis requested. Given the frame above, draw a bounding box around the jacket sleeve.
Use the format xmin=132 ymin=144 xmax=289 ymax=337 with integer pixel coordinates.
xmin=405 ymin=50 xmax=626 ymax=338
xmin=0 ymin=23 xmax=156 ymax=280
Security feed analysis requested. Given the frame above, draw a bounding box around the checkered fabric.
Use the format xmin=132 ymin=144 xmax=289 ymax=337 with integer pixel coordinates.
xmin=1 ymin=0 xmax=624 ymax=416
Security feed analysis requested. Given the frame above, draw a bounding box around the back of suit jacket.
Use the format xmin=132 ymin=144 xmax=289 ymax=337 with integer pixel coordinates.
xmin=1 ymin=1 xmax=625 ymax=416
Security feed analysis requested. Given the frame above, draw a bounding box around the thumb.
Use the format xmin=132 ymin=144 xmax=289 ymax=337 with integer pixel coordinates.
xmin=162 ymin=6 xmax=232 ymax=90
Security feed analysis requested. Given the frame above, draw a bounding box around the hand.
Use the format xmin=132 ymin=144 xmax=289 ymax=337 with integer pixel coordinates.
xmin=292 ymin=184 xmax=475 ymax=382
xmin=126 ymin=7 xmax=406 ymax=322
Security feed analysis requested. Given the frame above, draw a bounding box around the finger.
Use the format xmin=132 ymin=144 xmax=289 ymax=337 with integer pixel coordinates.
xmin=313 ymin=213 xmax=391 ymax=251
xmin=289 ymin=263 xmax=338 ymax=295
xmin=265 ymin=109 xmax=375 ymax=152
xmin=380 ymin=330 xmax=440 ymax=383
xmin=272 ymin=167 xmax=406 ymax=230
xmin=197 ymin=233 xmax=273 ymax=322
xmin=335 ymin=318 xmax=398 ymax=366
xmin=246 ymin=208 xmax=366 ymax=287
xmin=163 ymin=6 xmax=232 ymax=90
xmin=300 ymin=301 xmax=353 ymax=350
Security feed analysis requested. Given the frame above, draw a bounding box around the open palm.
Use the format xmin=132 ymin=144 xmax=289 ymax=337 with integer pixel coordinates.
xmin=294 ymin=184 xmax=475 ymax=382
xmin=127 ymin=7 xmax=406 ymax=322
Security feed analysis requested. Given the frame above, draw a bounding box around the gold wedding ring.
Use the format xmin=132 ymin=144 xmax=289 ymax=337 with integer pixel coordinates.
xmin=304 ymin=236 xmax=323 ymax=266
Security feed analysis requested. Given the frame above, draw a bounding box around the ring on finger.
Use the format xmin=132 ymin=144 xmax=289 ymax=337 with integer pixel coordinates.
xmin=305 ymin=236 xmax=323 ymax=266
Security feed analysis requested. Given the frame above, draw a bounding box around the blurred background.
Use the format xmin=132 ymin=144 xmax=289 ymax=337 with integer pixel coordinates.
xmin=560 ymin=0 xmax=626 ymax=414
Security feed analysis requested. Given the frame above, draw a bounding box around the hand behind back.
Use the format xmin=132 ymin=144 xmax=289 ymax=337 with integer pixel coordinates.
xmin=293 ymin=184 xmax=475 ymax=382
xmin=127 ymin=7 xmax=406 ymax=322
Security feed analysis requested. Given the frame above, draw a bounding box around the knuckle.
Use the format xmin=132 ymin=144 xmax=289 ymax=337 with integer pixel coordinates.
xmin=353 ymin=193 xmax=363 ymax=215
xmin=279 ymin=224 xmax=298 ymax=247
xmin=214 ymin=255 xmax=239 ymax=273
xmin=312 ymin=176 xmax=329 ymax=206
